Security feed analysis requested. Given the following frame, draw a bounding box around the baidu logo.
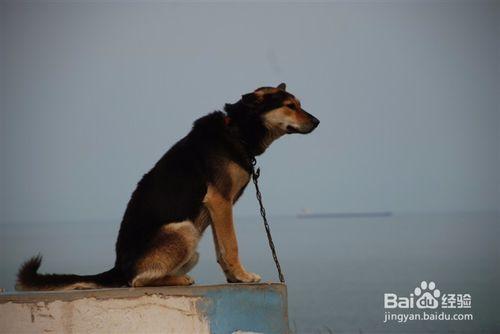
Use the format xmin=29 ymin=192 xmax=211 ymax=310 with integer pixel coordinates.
xmin=384 ymin=280 xmax=471 ymax=310
xmin=414 ymin=281 xmax=440 ymax=309
xmin=383 ymin=280 xmax=473 ymax=323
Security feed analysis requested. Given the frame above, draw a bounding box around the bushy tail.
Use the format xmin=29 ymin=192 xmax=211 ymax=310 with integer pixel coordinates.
xmin=16 ymin=255 xmax=124 ymax=291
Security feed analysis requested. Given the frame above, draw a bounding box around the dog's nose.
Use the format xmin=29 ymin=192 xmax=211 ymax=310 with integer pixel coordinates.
xmin=310 ymin=115 xmax=320 ymax=128
xmin=301 ymin=109 xmax=320 ymax=129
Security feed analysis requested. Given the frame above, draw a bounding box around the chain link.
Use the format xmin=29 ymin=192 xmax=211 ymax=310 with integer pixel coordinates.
xmin=250 ymin=158 xmax=285 ymax=283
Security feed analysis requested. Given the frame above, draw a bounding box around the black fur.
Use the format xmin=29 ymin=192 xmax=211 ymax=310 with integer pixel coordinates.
xmin=17 ymin=255 xmax=121 ymax=290
xmin=16 ymin=87 xmax=302 ymax=290
xmin=115 ymin=111 xmax=258 ymax=283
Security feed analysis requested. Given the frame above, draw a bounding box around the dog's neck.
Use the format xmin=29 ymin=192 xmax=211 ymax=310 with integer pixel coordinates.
xmin=224 ymin=102 xmax=285 ymax=158
xmin=259 ymin=126 xmax=285 ymax=152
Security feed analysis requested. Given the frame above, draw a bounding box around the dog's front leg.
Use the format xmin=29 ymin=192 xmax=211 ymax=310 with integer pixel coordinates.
xmin=204 ymin=187 xmax=261 ymax=283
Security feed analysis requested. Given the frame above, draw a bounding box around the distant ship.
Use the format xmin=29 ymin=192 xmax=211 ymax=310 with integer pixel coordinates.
xmin=297 ymin=209 xmax=392 ymax=219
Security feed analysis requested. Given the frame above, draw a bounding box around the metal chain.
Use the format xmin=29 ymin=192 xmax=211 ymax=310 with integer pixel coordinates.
xmin=250 ymin=158 xmax=285 ymax=283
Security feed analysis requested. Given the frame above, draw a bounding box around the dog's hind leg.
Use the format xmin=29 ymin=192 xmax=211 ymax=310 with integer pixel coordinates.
xmin=130 ymin=221 xmax=199 ymax=287
xmin=134 ymin=274 xmax=194 ymax=287
xmin=172 ymin=251 xmax=199 ymax=276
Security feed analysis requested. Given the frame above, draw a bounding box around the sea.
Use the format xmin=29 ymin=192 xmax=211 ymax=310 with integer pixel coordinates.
xmin=1 ymin=212 xmax=499 ymax=333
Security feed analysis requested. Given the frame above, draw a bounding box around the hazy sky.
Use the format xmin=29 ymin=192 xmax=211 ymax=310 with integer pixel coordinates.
xmin=1 ymin=2 xmax=498 ymax=224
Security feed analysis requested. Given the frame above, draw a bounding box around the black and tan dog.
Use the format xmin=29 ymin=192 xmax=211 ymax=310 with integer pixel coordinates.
xmin=16 ymin=83 xmax=319 ymax=290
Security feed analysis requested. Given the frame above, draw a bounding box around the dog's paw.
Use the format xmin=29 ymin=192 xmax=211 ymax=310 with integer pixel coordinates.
xmin=171 ymin=274 xmax=195 ymax=286
xmin=227 ymin=271 xmax=261 ymax=283
xmin=182 ymin=275 xmax=195 ymax=285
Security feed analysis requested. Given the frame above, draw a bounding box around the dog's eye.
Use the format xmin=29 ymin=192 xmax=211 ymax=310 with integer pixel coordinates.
xmin=285 ymin=104 xmax=296 ymax=110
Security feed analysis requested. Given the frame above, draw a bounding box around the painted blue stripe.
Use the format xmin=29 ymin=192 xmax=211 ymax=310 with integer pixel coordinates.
xmin=198 ymin=284 xmax=288 ymax=334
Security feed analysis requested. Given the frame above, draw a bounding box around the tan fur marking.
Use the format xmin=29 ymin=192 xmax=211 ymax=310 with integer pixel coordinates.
xmin=203 ymin=184 xmax=260 ymax=283
xmin=194 ymin=207 xmax=211 ymax=232
xmin=133 ymin=221 xmax=199 ymax=286
xmin=226 ymin=161 xmax=250 ymax=202
xmin=62 ymin=282 xmax=99 ymax=290
xmin=255 ymin=87 xmax=280 ymax=96
xmin=263 ymin=100 xmax=312 ymax=135
xmin=203 ymin=186 xmax=239 ymax=269
xmin=263 ymin=107 xmax=296 ymax=130
xmin=132 ymin=274 xmax=194 ymax=287
xmin=172 ymin=252 xmax=199 ymax=276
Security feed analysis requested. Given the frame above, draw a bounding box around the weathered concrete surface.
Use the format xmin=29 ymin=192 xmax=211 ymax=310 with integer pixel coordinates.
xmin=0 ymin=295 xmax=207 ymax=333
xmin=0 ymin=283 xmax=288 ymax=334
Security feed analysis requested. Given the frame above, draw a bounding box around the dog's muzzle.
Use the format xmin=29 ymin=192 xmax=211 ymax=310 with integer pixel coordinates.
xmin=297 ymin=110 xmax=320 ymax=134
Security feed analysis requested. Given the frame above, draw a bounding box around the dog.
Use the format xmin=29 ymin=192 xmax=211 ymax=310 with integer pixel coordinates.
xmin=16 ymin=83 xmax=319 ymax=290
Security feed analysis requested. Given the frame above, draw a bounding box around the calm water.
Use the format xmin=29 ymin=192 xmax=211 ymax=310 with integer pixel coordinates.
xmin=1 ymin=212 xmax=499 ymax=333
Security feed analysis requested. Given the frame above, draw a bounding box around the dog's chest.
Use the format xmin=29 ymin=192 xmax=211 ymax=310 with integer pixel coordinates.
xmin=226 ymin=161 xmax=250 ymax=201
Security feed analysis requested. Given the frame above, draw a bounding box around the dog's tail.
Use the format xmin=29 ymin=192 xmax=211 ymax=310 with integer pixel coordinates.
xmin=16 ymin=255 xmax=124 ymax=291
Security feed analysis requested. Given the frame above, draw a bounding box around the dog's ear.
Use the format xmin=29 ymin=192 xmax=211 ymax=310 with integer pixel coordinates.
xmin=241 ymin=92 xmax=258 ymax=106
xmin=277 ymin=83 xmax=286 ymax=91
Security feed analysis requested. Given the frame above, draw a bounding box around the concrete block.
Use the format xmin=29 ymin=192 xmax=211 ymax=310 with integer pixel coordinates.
xmin=0 ymin=283 xmax=288 ymax=334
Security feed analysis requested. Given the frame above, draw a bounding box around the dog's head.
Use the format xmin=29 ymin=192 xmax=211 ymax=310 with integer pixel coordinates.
xmin=236 ymin=83 xmax=320 ymax=135
xmin=223 ymin=83 xmax=319 ymax=155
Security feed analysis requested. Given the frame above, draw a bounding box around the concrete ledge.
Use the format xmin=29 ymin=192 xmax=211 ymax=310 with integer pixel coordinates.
xmin=0 ymin=283 xmax=288 ymax=334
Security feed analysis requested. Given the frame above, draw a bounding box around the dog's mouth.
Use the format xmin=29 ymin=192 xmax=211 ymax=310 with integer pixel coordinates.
xmin=286 ymin=125 xmax=300 ymax=134
xmin=286 ymin=125 xmax=316 ymax=134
